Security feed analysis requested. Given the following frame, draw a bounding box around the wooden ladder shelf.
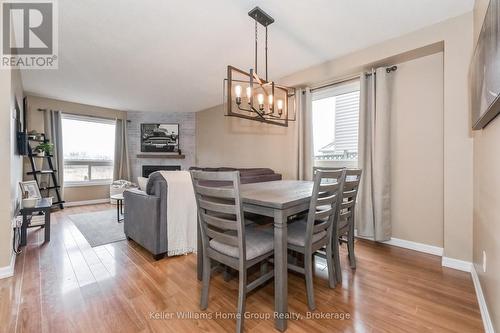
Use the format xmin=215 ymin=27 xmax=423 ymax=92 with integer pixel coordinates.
xmin=26 ymin=134 xmax=65 ymax=209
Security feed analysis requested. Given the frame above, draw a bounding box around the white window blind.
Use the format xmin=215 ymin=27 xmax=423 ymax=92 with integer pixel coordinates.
xmin=312 ymin=80 xmax=360 ymax=164
xmin=61 ymin=114 xmax=116 ymax=186
xmin=334 ymin=91 xmax=359 ymax=152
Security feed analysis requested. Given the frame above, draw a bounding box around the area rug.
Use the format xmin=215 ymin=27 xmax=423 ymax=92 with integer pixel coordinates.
xmin=69 ymin=210 xmax=126 ymax=247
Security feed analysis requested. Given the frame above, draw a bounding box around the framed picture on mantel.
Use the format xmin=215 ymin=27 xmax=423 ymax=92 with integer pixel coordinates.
xmin=141 ymin=123 xmax=179 ymax=153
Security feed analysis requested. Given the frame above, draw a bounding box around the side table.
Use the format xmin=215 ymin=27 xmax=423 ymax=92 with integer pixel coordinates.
xmin=110 ymin=194 xmax=124 ymax=222
xmin=19 ymin=198 xmax=52 ymax=246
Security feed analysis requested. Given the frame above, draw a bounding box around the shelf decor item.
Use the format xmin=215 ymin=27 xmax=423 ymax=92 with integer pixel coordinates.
xmin=20 ymin=180 xmax=42 ymax=199
xmin=224 ymin=6 xmax=296 ymax=127
xmin=34 ymin=142 xmax=54 ymax=156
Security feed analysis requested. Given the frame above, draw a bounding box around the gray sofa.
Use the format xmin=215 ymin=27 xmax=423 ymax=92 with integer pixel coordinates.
xmin=123 ymin=172 xmax=168 ymax=260
xmin=123 ymin=168 xmax=282 ymax=260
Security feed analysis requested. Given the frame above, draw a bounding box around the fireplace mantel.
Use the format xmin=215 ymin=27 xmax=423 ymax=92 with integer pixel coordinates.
xmin=136 ymin=154 xmax=186 ymax=159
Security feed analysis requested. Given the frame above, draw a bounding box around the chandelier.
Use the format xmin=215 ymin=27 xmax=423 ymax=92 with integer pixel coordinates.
xmin=224 ymin=7 xmax=296 ymax=127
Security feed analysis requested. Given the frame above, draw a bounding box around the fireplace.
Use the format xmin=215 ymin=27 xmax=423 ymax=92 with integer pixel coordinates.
xmin=142 ymin=165 xmax=181 ymax=177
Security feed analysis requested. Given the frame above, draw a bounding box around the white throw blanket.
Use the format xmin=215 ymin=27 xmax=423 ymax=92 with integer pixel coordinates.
xmin=159 ymin=171 xmax=197 ymax=256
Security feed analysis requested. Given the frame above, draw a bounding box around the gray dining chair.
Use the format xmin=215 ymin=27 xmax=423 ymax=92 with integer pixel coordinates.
xmin=333 ymin=168 xmax=362 ymax=283
xmin=287 ymin=169 xmax=344 ymax=311
xmin=191 ymin=170 xmax=274 ymax=333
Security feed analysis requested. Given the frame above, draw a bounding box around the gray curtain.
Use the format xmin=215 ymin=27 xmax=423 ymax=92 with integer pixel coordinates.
xmin=295 ymin=87 xmax=314 ymax=181
xmin=357 ymin=68 xmax=393 ymax=241
xmin=43 ymin=110 xmax=64 ymax=199
xmin=114 ymin=118 xmax=130 ymax=181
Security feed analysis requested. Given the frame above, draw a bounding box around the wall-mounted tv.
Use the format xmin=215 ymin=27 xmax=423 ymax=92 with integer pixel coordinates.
xmin=471 ymin=0 xmax=500 ymax=129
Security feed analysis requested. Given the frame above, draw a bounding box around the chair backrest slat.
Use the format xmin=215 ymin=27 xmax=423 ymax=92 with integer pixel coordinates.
xmin=339 ymin=210 xmax=352 ymax=220
xmin=192 ymin=171 xmax=236 ymax=181
xmin=313 ymin=220 xmax=330 ymax=234
xmin=315 ymin=207 xmax=334 ymax=221
xmin=194 ymin=184 xmax=236 ymax=199
xmin=338 ymin=169 xmax=362 ymax=233
xmin=319 ymin=183 xmax=339 ymax=193
xmin=206 ymin=228 xmax=239 ymax=247
xmin=191 ymin=170 xmax=246 ymax=261
xmin=316 ymin=192 xmax=338 ymax=206
xmin=340 ymin=200 xmax=355 ymax=211
xmin=201 ymin=212 xmax=239 ymax=231
xmin=342 ymin=189 xmax=357 ymax=198
xmin=303 ymin=168 xmax=345 ymax=247
xmin=198 ymin=198 xmax=237 ymax=215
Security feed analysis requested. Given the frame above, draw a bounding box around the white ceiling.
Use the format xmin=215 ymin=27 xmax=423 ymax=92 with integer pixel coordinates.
xmin=21 ymin=0 xmax=474 ymax=113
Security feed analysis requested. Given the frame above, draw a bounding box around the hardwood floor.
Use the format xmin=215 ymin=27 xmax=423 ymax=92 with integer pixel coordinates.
xmin=0 ymin=204 xmax=483 ymax=333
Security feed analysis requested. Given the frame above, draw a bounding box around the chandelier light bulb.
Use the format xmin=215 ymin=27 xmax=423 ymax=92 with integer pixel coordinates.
xmin=257 ymin=93 xmax=265 ymax=110
xmin=268 ymin=94 xmax=274 ymax=112
xmin=234 ymin=85 xmax=242 ymax=98
xmin=277 ymin=99 xmax=283 ymax=115
xmin=257 ymin=93 xmax=264 ymax=104
xmin=235 ymin=85 xmax=242 ymax=105
xmin=277 ymin=99 xmax=283 ymax=110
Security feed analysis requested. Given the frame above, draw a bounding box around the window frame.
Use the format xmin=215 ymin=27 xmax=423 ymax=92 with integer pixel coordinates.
xmin=61 ymin=113 xmax=116 ymax=187
xmin=311 ymin=79 xmax=360 ymax=169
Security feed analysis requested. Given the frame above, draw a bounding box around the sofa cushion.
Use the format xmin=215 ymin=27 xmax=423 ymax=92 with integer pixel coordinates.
xmin=240 ymin=173 xmax=281 ymax=183
xmin=190 ymin=167 xmax=282 ymax=187
xmin=137 ymin=177 xmax=149 ymax=191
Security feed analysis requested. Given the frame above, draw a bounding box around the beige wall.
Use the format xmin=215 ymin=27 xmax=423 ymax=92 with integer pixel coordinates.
xmin=391 ymin=53 xmax=444 ymax=247
xmin=196 ymin=106 xmax=298 ymax=179
xmin=197 ymin=14 xmax=473 ymax=259
xmin=0 ymin=63 xmax=13 ymax=268
xmin=280 ymin=13 xmax=473 ymax=261
xmin=25 ymin=96 xmax=126 ymax=203
xmin=0 ymin=66 xmax=23 ymax=268
xmin=472 ymin=0 xmax=499 ymax=330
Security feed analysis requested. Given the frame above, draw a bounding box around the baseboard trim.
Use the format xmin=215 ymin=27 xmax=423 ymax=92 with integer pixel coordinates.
xmin=471 ymin=265 xmax=495 ymax=333
xmin=383 ymin=237 xmax=444 ymax=256
xmin=441 ymin=256 xmax=472 ymax=272
xmin=0 ymin=252 xmax=16 ymax=279
xmin=354 ymin=230 xmax=443 ymax=257
xmin=355 ymin=231 xmax=476 ymax=273
xmin=65 ymin=198 xmax=109 ymax=207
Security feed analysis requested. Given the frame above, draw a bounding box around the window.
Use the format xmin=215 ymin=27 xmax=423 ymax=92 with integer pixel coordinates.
xmin=62 ymin=114 xmax=116 ymax=186
xmin=312 ymin=80 xmax=360 ymax=168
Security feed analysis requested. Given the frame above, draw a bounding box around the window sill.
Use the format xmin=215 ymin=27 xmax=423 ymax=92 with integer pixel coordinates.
xmin=64 ymin=181 xmax=113 ymax=188
xmin=314 ymin=160 xmax=359 ymax=168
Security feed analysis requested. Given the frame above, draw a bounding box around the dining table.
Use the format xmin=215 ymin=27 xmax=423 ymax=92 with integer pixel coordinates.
xmin=197 ymin=180 xmax=314 ymax=332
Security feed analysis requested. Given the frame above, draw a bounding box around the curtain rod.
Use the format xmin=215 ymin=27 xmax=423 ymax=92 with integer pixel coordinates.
xmin=310 ymin=74 xmax=361 ymax=93
xmin=37 ymin=108 xmax=131 ymax=122
xmin=310 ymin=65 xmax=398 ymax=93
xmin=365 ymin=65 xmax=398 ymax=77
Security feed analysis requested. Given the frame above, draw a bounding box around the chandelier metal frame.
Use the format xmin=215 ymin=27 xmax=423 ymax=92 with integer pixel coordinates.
xmin=224 ymin=6 xmax=296 ymax=127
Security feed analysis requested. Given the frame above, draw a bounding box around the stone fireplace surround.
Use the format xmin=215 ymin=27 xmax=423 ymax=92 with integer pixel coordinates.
xmin=127 ymin=111 xmax=195 ymax=182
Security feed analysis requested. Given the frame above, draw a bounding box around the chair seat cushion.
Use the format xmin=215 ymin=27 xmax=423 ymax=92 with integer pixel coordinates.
xmin=287 ymin=220 xmax=327 ymax=247
xmin=209 ymin=225 xmax=273 ymax=260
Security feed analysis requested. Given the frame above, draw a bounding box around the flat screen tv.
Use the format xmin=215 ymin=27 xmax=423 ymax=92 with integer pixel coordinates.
xmin=471 ymin=0 xmax=500 ymax=129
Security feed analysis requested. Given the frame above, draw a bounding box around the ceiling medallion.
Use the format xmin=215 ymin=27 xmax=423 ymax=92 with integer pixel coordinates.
xmin=224 ymin=7 xmax=296 ymax=127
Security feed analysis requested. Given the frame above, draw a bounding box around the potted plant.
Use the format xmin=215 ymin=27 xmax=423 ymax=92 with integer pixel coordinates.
xmin=35 ymin=142 xmax=54 ymax=156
